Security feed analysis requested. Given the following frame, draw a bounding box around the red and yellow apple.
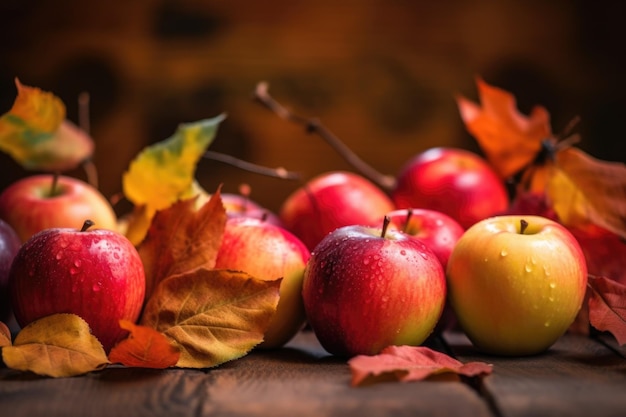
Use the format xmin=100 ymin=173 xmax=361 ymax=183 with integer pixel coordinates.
xmin=391 ymin=147 xmax=509 ymax=229
xmin=0 ymin=174 xmax=118 ymax=242
xmin=8 ymin=221 xmax=145 ymax=351
xmin=214 ymin=217 xmax=311 ymax=348
xmin=446 ymin=215 xmax=587 ymax=356
xmin=302 ymin=221 xmax=447 ymax=357
xmin=280 ymin=171 xmax=395 ymax=250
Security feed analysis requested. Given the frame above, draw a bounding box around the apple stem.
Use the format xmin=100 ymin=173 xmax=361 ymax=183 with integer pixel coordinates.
xmin=203 ymin=150 xmax=301 ymax=181
xmin=403 ymin=209 xmax=413 ymax=233
xmin=50 ymin=172 xmax=61 ymax=197
xmin=520 ymin=219 xmax=529 ymax=234
xmin=81 ymin=220 xmax=95 ymax=232
xmin=253 ymin=81 xmax=397 ymax=191
xmin=381 ymin=215 xmax=391 ymax=238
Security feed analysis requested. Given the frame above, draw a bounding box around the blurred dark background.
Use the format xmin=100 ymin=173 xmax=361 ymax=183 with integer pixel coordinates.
xmin=1 ymin=0 xmax=625 ymax=214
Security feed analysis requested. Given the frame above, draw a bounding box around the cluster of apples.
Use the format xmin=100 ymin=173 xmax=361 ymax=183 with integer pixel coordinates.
xmin=0 ymin=144 xmax=588 ymax=358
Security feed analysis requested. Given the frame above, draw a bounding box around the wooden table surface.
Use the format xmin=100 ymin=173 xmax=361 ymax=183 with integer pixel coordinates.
xmin=1 ymin=329 xmax=626 ymax=417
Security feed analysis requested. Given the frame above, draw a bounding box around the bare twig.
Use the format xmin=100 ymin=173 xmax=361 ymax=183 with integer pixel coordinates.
xmin=203 ymin=150 xmax=301 ymax=181
xmin=78 ymin=91 xmax=99 ymax=189
xmin=253 ymin=81 xmax=396 ymax=190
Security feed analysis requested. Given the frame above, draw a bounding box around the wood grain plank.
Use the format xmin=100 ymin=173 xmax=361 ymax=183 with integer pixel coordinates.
xmin=0 ymin=331 xmax=493 ymax=417
xmin=446 ymin=331 xmax=626 ymax=417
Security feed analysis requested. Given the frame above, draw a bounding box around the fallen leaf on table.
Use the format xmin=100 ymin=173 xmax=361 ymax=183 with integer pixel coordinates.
xmin=137 ymin=187 xmax=227 ymax=300
xmin=1 ymin=314 xmax=109 ymax=378
xmin=348 ymin=345 xmax=493 ymax=387
xmin=588 ymin=275 xmax=626 ymax=345
xmin=108 ymin=320 xmax=180 ymax=368
xmin=122 ymin=114 xmax=225 ymax=244
xmin=0 ymin=321 xmax=11 ymax=347
xmin=141 ymin=268 xmax=281 ymax=369
xmin=0 ymin=78 xmax=93 ymax=172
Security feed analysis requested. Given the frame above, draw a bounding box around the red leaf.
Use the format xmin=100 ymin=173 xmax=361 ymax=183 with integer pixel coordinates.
xmin=588 ymin=276 xmax=626 ymax=345
xmin=348 ymin=345 xmax=493 ymax=387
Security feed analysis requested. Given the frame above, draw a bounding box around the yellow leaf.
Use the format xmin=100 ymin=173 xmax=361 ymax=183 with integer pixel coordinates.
xmin=122 ymin=114 xmax=225 ymax=213
xmin=1 ymin=314 xmax=109 ymax=378
xmin=141 ymin=268 xmax=281 ymax=369
xmin=0 ymin=78 xmax=94 ymax=172
xmin=138 ymin=187 xmax=227 ymax=300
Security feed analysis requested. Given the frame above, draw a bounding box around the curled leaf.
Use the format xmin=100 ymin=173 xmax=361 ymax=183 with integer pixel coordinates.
xmin=0 ymin=78 xmax=94 ymax=171
xmin=137 ymin=187 xmax=227 ymax=300
xmin=0 ymin=321 xmax=11 ymax=347
xmin=588 ymin=276 xmax=626 ymax=345
xmin=108 ymin=320 xmax=180 ymax=368
xmin=456 ymin=77 xmax=551 ymax=179
xmin=348 ymin=345 xmax=493 ymax=387
xmin=549 ymin=148 xmax=626 ymax=240
xmin=141 ymin=268 xmax=281 ymax=369
xmin=121 ymin=115 xmax=225 ymax=243
xmin=1 ymin=314 xmax=109 ymax=377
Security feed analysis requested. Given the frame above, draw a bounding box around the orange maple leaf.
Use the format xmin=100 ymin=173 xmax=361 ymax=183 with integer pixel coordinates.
xmin=108 ymin=320 xmax=180 ymax=368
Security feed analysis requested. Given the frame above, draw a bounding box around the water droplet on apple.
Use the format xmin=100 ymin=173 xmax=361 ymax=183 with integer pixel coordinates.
xmin=483 ymin=257 xmax=489 ymax=263
xmin=419 ymin=252 xmax=428 ymax=260
xmin=74 ymin=259 xmax=82 ymax=268
xmin=549 ymin=282 xmax=557 ymax=289
xmin=92 ymin=283 xmax=101 ymax=292
xmin=525 ymin=264 xmax=533 ymax=273
xmin=548 ymin=296 xmax=555 ymax=302
xmin=544 ymin=321 xmax=551 ymax=327
xmin=400 ymin=250 xmax=406 ymax=256
xmin=500 ymin=249 xmax=508 ymax=257
xmin=70 ymin=267 xmax=79 ymax=275
xmin=363 ymin=258 xmax=370 ymax=266
xmin=381 ymin=295 xmax=389 ymax=303
xmin=55 ymin=252 xmax=63 ymax=260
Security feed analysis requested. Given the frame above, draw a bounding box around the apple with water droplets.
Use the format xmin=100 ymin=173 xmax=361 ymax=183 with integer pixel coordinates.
xmin=8 ymin=220 xmax=145 ymax=351
xmin=302 ymin=218 xmax=447 ymax=357
xmin=446 ymin=215 xmax=587 ymax=356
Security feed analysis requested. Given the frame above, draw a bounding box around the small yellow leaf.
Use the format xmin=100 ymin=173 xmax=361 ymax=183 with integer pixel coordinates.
xmin=141 ymin=268 xmax=281 ymax=369
xmin=0 ymin=78 xmax=94 ymax=171
xmin=1 ymin=314 xmax=109 ymax=378
xmin=122 ymin=114 xmax=225 ymax=214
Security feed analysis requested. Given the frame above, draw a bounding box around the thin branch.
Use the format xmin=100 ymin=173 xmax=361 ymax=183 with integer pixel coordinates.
xmin=253 ymin=81 xmax=396 ymax=191
xmin=203 ymin=150 xmax=301 ymax=181
xmin=78 ymin=91 xmax=99 ymax=189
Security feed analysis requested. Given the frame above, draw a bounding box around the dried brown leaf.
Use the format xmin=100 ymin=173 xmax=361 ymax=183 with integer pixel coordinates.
xmin=140 ymin=268 xmax=281 ymax=368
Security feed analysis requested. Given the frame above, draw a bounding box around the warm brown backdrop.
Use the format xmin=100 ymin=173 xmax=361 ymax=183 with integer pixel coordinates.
xmin=1 ymin=0 xmax=624 ymax=214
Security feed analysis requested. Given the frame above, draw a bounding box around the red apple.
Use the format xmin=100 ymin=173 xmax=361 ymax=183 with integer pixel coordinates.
xmin=447 ymin=215 xmax=587 ymax=356
xmin=8 ymin=221 xmax=145 ymax=351
xmin=280 ymin=171 xmax=395 ymax=250
xmin=0 ymin=219 xmax=21 ymax=322
xmin=214 ymin=217 xmax=311 ymax=348
xmin=0 ymin=174 xmax=118 ymax=243
xmin=385 ymin=208 xmax=464 ymax=269
xmin=302 ymin=220 xmax=447 ymax=357
xmin=391 ymin=147 xmax=509 ymax=229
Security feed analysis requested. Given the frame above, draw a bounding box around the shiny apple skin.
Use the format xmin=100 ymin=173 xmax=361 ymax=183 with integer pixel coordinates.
xmin=280 ymin=171 xmax=395 ymax=251
xmin=0 ymin=219 xmax=21 ymax=322
xmin=302 ymin=224 xmax=446 ymax=357
xmin=447 ymin=215 xmax=587 ymax=356
xmin=9 ymin=227 xmax=145 ymax=352
xmin=391 ymin=147 xmax=509 ymax=229
xmin=0 ymin=175 xmax=118 ymax=243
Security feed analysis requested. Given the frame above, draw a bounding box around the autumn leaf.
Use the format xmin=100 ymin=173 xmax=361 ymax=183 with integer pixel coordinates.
xmin=0 ymin=321 xmax=11 ymax=347
xmin=1 ymin=314 xmax=109 ymax=378
xmin=121 ymin=114 xmax=225 ymax=244
xmin=108 ymin=320 xmax=180 ymax=368
xmin=137 ymin=187 xmax=227 ymax=300
xmin=141 ymin=268 xmax=281 ymax=369
xmin=548 ymin=147 xmax=626 ymax=240
xmin=456 ymin=76 xmax=551 ymax=179
xmin=0 ymin=78 xmax=94 ymax=172
xmin=587 ymin=275 xmax=626 ymax=345
xmin=348 ymin=345 xmax=493 ymax=387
